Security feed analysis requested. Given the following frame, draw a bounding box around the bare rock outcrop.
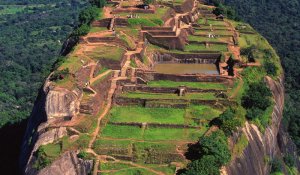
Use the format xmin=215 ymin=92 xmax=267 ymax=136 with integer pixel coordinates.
xmin=37 ymin=151 xmax=93 ymax=175
xmin=223 ymin=76 xmax=299 ymax=175
xmin=20 ymin=80 xmax=85 ymax=175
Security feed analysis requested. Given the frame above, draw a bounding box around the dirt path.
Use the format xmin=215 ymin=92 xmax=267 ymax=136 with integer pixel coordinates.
xmin=90 ymin=69 xmax=112 ymax=85
xmin=229 ymin=74 xmax=243 ymax=99
xmin=88 ymin=70 xmax=119 ymax=149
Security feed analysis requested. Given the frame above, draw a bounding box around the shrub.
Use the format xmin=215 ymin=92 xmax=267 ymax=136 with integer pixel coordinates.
xmin=72 ymin=24 xmax=91 ymax=36
xmin=79 ymin=6 xmax=99 ymax=24
xmin=283 ymin=154 xmax=295 ymax=167
xmin=264 ymin=59 xmax=278 ymax=76
xmin=241 ymin=81 xmax=272 ymax=111
xmin=92 ymin=0 xmax=107 ymax=8
xmin=184 ymin=155 xmax=220 ymax=175
xmin=52 ymin=56 xmax=67 ymax=70
xmin=33 ymin=144 xmax=61 ymax=170
xmin=50 ymin=68 xmax=69 ymax=81
xmin=270 ymin=158 xmax=282 ymax=173
xmin=245 ymin=107 xmax=264 ymax=120
xmin=182 ymin=130 xmax=230 ymax=174
xmin=213 ymin=108 xmax=242 ymax=136
xmin=198 ymin=130 xmax=231 ymax=165
xmin=240 ymin=45 xmax=256 ymax=62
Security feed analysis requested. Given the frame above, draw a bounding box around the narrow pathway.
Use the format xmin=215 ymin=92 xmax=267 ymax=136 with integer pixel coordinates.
xmin=90 ymin=69 xmax=112 ymax=85
xmin=88 ymin=70 xmax=119 ymax=149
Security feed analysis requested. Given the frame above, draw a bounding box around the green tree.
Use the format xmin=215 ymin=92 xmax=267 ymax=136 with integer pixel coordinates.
xmin=72 ymin=24 xmax=91 ymax=36
xmin=263 ymin=59 xmax=278 ymax=76
xmin=241 ymin=82 xmax=272 ymax=110
xmin=92 ymin=0 xmax=107 ymax=8
xmin=79 ymin=6 xmax=99 ymax=24
xmin=184 ymin=156 xmax=220 ymax=175
xmin=198 ymin=130 xmax=231 ymax=165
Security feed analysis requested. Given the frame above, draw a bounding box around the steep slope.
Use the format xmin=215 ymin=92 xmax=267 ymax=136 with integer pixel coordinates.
xmin=20 ymin=0 xmax=299 ymax=175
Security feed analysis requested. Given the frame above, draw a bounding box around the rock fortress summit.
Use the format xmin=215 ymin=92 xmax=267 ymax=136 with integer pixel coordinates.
xmin=20 ymin=0 xmax=300 ymax=174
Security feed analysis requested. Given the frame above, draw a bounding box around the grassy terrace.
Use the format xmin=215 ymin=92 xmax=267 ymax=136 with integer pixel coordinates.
xmin=184 ymin=43 xmax=228 ymax=52
xmin=206 ymin=19 xmax=227 ymax=26
xmin=85 ymin=45 xmax=125 ymax=61
xmin=109 ymin=107 xmax=188 ymax=124
xmin=194 ymin=30 xmax=233 ymax=36
xmin=100 ymin=124 xmax=206 ymax=141
xmin=120 ymin=91 xmax=217 ymax=100
xmin=147 ymin=80 xmax=227 ymax=90
xmin=100 ymin=162 xmax=176 ymax=175
xmin=109 ymin=105 xmax=222 ymax=124
xmin=188 ymin=35 xmax=231 ymax=43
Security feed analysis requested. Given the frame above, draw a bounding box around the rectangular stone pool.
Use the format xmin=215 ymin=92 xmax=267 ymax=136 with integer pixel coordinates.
xmin=153 ymin=63 xmax=219 ymax=75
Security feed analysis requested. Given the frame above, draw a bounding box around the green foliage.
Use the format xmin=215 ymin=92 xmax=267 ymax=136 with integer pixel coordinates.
xmin=184 ymin=155 xmax=220 ymax=175
xmin=198 ymin=130 xmax=231 ymax=165
xmin=270 ymin=158 xmax=282 ymax=173
xmin=241 ymin=81 xmax=272 ymax=113
xmin=263 ymin=59 xmax=278 ymax=76
xmin=283 ymin=154 xmax=295 ymax=167
xmin=215 ymin=108 xmax=242 ymax=136
xmin=72 ymin=24 xmax=91 ymax=36
xmin=79 ymin=6 xmax=99 ymax=24
xmin=77 ymin=151 xmax=94 ymax=160
xmin=33 ymin=143 xmax=61 ymax=170
xmin=0 ymin=0 xmax=87 ymax=128
xmin=183 ymin=130 xmax=230 ymax=174
xmin=92 ymin=0 xmax=107 ymax=8
xmin=211 ymin=1 xmax=239 ymax=20
xmin=240 ymin=45 xmax=256 ymax=62
xmin=151 ymin=18 xmax=164 ymax=26
xmin=49 ymin=68 xmax=69 ymax=81
xmin=225 ymin=0 xmax=300 ymax=152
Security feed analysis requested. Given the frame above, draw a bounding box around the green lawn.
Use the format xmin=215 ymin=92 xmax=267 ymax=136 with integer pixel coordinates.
xmin=100 ymin=124 xmax=207 ymax=141
xmin=194 ymin=30 xmax=232 ymax=36
xmin=100 ymin=124 xmax=144 ymax=140
xmin=143 ymin=127 xmax=206 ymax=141
xmin=109 ymin=106 xmax=187 ymax=124
xmin=185 ymin=105 xmax=222 ymax=120
xmin=147 ymin=80 xmax=227 ymax=89
xmin=120 ymin=92 xmax=217 ymax=100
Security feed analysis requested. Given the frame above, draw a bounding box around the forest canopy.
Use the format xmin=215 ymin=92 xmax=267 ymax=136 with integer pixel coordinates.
xmin=0 ymin=0 xmax=88 ymax=127
xmin=225 ymin=0 xmax=300 ymax=152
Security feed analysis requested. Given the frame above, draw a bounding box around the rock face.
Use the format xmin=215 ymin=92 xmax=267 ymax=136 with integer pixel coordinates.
xmin=37 ymin=151 xmax=93 ymax=175
xmin=19 ymin=80 xmax=88 ymax=175
xmin=224 ymin=76 xmax=299 ymax=175
xmin=46 ymin=88 xmax=80 ymax=119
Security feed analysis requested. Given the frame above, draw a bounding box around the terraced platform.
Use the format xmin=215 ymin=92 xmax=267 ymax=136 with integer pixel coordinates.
xmin=35 ymin=0 xmax=281 ymax=174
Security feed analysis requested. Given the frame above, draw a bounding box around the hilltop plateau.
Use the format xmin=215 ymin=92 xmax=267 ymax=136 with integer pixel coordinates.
xmin=20 ymin=0 xmax=299 ymax=174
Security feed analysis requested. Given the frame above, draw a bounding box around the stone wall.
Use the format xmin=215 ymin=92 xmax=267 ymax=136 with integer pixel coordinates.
xmin=122 ymin=85 xmax=224 ymax=93
xmin=136 ymin=70 xmax=233 ymax=83
xmin=152 ymin=52 xmax=220 ymax=64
